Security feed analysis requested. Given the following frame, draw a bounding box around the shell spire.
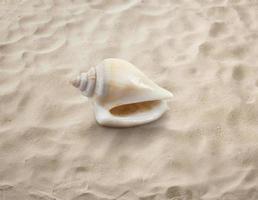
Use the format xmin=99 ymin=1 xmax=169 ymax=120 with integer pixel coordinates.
xmin=71 ymin=67 xmax=96 ymax=97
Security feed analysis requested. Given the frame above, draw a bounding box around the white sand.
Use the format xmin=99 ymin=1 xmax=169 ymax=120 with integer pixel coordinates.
xmin=1 ymin=0 xmax=258 ymax=199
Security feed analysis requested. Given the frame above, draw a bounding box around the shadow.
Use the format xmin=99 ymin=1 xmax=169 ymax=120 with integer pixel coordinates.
xmin=83 ymin=112 xmax=179 ymax=155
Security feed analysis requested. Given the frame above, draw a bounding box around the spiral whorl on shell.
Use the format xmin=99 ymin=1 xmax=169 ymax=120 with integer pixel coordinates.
xmin=71 ymin=67 xmax=96 ymax=97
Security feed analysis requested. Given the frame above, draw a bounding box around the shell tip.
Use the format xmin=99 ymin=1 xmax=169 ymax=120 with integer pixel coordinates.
xmin=70 ymin=75 xmax=80 ymax=88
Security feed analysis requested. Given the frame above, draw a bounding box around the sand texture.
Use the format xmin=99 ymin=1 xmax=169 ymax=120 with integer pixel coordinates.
xmin=1 ymin=0 xmax=258 ymax=199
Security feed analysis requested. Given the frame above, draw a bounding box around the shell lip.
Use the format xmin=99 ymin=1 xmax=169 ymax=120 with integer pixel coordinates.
xmin=94 ymin=100 xmax=168 ymax=127
xmin=98 ymin=93 xmax=172 ymax=111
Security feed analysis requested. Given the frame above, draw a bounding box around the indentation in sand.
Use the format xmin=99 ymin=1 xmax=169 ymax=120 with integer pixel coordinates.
xmin=1 ymin=0 xmax=258 ymax=200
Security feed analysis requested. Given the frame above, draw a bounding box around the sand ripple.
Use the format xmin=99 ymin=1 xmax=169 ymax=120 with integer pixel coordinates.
xmin=0 ymin=0 xmax=258 ymax=200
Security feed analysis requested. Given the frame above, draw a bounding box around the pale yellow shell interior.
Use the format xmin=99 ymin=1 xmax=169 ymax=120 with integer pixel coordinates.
xmin=109 ymin=100 xmax=161 ymax=116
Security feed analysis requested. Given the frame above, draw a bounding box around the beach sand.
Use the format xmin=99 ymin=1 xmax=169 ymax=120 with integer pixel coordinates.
xmin=1 ymin=0 xmax=258 ymax=199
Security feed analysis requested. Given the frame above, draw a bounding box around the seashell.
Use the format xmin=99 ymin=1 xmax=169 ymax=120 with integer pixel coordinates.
xmin=71 ymin=58 xmax=173 ymax=127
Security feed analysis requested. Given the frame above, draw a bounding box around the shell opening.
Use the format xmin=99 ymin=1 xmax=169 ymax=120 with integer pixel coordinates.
xmin=109 ymin=100 xmax=161 ymax=116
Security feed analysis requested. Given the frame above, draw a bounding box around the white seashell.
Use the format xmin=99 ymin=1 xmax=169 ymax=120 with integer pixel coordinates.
xmin=71 ymin=58 xmax=173 ymax=127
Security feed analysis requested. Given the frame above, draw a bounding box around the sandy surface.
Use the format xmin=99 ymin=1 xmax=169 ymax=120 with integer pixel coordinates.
xmin=1 ymin=0 xmax=258 ymax=199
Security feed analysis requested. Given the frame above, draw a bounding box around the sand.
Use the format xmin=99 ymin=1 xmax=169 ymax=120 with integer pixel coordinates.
xmin=0 ymin=0 xmax=258 ymax=199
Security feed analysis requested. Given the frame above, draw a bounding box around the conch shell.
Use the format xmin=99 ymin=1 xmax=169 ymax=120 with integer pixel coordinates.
xmin=71 ymin=58 xmax=173 ymax=127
